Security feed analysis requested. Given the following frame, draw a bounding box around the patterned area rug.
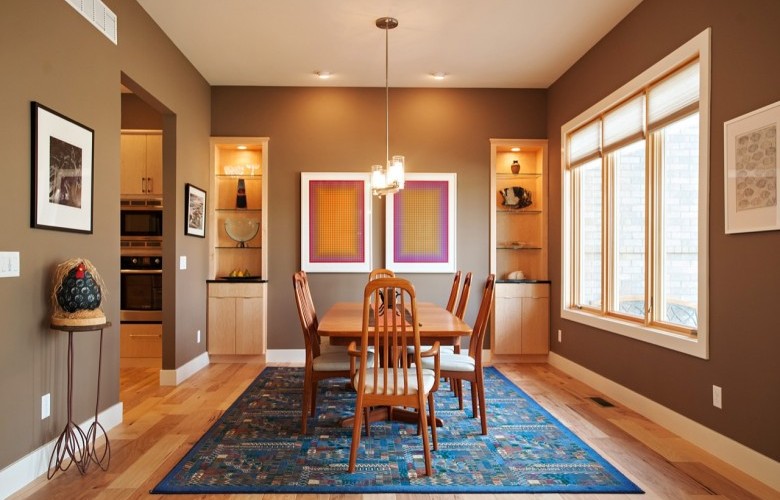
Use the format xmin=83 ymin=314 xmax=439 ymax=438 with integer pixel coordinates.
xmin=152 ymin=366 xmax=642 ymax=494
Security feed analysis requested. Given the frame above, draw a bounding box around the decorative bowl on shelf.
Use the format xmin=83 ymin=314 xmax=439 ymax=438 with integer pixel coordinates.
xmin=499 ymin=186 xmax=533 ymax=209
xmin=224 ymin=218 xmax=259 ymax=247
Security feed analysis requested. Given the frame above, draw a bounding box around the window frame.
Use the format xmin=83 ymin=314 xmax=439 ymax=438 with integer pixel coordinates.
xmin=560 ymin=28 xmax=710 ymax=359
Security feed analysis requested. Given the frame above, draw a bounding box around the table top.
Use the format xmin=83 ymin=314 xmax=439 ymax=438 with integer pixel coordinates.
xmin=318 ymin=302 xmax=471 ymax=339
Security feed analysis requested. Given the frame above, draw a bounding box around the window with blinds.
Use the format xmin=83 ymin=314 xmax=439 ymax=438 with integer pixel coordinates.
xmin=560 ymin=28 xmax=710 ymax=359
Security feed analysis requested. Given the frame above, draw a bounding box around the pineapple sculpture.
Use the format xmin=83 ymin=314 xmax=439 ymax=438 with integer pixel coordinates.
xmin=51 ymin=258 xmax=106 ymax=326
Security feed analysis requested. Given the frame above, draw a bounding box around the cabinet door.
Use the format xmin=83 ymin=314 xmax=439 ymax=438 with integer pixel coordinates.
xmin=521 ymin=296 xmax=550 ymax=354
xmin=494 ymin=295 xmax=523 ymax=354
xmin=120 ymin=134 xmax=147 ymax=195
xmin=145 ymin=134 xmax=163 ymax=196
xmin=235 ymin=297 xmax=264 ymax=354
xmin=120 ymin=323 xmax=162 ymax=358
xmin=208 ymin=296 xmax=236 ymax=354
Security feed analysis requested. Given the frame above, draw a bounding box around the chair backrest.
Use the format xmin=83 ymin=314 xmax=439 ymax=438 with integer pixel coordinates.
xmin=467 ymin=274 xmax=496 ymax=362
xmin=356 ymin=277 xmax=421 ymax=396
xmin=368 ymin=268 xmax=395 ymax=281
xmin=445 ymin=271 xmax=462 ymax=312
xmin=454 ymin=272 xmax=472 ymax=320
xmin=292 ymin=271 xmax=320 ymax=359
xmin=299 ymin=270 xmax=318 ymax=331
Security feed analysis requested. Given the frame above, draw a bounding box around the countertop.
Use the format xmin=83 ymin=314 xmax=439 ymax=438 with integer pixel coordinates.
xmin=496 ymin=279 xmax=551 ymax=284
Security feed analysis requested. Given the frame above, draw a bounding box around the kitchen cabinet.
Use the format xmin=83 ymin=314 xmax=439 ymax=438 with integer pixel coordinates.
xmin=119 ymin=323 xmax=162 ymax=358
xmin=489 ymin=139 xmax=550 ymax=360
xmin=493 ymin=282 xmax=549 ymax=356
xmin=207 ymin=282 xmax=266 ymax=355
xmin=121 ymin=131 xmax=162 ymax=196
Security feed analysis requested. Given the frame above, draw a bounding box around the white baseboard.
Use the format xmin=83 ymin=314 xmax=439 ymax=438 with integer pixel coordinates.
xmin=159 ymin=351 xmax=209 ymax=386
xmin=265 ymin=349 xmax=305 ymax=364
xmin=0 ymin=402 xmax=123 ymax=499
xmin=548 ymin=352 xmax=780 ymax=492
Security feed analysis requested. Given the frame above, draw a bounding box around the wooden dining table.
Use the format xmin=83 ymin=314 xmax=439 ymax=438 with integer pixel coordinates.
xmin=317 ymin=301 xmax=472 ymax=427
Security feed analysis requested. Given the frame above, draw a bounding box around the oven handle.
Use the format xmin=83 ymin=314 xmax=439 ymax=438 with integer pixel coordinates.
xmin=120 ymin=269 xmax=163 ymax=274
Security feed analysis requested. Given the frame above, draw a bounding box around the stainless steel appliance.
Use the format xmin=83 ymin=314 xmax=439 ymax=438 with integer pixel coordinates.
xmin=120 ymin=198 xmax=163 ymax=255
xmin=120 ymin=255 xmax=162 ymax=322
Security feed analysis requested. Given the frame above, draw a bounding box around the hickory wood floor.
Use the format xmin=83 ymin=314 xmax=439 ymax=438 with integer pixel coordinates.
xmin=12 ymin=360 xmax=779 ymax=500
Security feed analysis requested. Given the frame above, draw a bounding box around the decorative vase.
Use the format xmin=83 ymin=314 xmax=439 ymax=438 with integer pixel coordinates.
xmin=511 ymin=160 xmax=521 ymax=174
xmin=236 ymin=178 xmax=247 ymax=208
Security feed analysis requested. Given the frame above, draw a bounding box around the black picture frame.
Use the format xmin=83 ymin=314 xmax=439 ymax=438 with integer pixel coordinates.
xmin=185 ymin=183 xmax=207 ymax=237
xmin=31 ymin=102 xmax=94 ymax=233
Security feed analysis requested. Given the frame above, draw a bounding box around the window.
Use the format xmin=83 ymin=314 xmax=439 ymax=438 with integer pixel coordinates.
xmin=561 ymin=29 xmax=710 ymax=358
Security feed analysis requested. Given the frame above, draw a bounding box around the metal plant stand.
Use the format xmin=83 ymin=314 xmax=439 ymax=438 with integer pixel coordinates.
xmin=47 ymin=322 xmax=112 ymax=479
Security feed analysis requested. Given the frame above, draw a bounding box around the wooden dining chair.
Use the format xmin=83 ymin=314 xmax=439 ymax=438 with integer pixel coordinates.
xmin=293 ymin=271 xmax=373 ymax=434
xmin=347 ymin=277 xmax=441 ymax=475
xmin=368 ymin=268 xmax=395 ymax=281
xmin=445 ymin=271 xmax=462 ymax=312
xmin=418 ymin=274 xmax=495 ymax=435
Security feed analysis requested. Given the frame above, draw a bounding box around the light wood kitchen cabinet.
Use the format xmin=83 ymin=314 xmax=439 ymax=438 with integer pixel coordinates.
xmin=493 ymin=282 xmax=550 ymax=356
xmin=207 ymin=282 xmax=266 ymax=355
xmin=120 ymin=323 xmax=162 ymax=358
xmin=121 ymin=131 xmax=162 ymax=196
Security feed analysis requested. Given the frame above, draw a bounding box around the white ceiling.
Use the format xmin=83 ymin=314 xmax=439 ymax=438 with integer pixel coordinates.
xmin=137 ymin=0 xmax=642 ymax=88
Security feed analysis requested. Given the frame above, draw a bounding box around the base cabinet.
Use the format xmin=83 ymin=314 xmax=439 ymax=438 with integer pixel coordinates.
xmin=120 ymin=323 xmax=162 ymax=358
xmin=493 ymin=283 xmax=550 ymax=355
xmin=207 ymin=282 xmax=266 ymax=355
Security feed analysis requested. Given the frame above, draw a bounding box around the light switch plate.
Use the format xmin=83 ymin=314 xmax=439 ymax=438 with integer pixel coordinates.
xmin=179 ymin=256 xmax=187 ymax=270
xmin=0 ymin=252 xmax=20 ymax=277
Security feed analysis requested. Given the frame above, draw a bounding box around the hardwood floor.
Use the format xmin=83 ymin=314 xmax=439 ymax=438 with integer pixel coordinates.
xmin=12 ymin=361 xmax=779 ymax=499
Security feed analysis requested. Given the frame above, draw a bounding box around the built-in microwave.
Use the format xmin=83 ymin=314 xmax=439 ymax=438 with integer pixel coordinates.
xmin=120 ymin=198 xmax=163 ymax=238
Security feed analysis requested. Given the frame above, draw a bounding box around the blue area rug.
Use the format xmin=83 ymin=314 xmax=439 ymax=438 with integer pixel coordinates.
xmin=152 ymin=366 xmax=642 ymax=494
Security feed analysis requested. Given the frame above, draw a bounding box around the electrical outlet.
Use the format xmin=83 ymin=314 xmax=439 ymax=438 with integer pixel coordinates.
xmin=557 ymin=329 xmax=562 ymax=342
xmin=712 ymin=385 xmax=722 ymax=409
xmin=197 ymin=330 xmax=201 ymax=344
xmin=41 ymin=393 xmax=50 ymax=419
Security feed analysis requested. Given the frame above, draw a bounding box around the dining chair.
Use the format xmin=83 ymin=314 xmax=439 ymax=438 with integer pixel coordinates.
xmin=445 ymin=271 xmax=462 ymax=312
xmin=347 ymin=277 xmax=441 ymax=475
xmin=293 ymin=271 xmax=373 ymax=434
xmin=417 ymin=274 xmax=495 ymax=435
xmin=368 ymin=268 xmax=395 ymax=281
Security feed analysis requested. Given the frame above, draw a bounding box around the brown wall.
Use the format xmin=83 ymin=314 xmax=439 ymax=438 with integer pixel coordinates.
xmin=211 ymin=87 xmax=547 ymax=351
xmin=0 ymin=0 xmax=211 ymax=470
xmin=547 ymin=0 xmax=780 ymax=460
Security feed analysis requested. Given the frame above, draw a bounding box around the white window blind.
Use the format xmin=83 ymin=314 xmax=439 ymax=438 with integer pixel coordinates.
xmin=603 ymin=94 xmax=645 ymax=154
xmin=648 ymin=60 xmax=699 ymax=130
xmin=568 ymin=120 xmax=601 ymax=168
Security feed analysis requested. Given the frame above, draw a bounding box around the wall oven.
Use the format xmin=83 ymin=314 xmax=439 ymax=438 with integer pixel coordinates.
xmin=120 ymin=255 xmax=162 ymax=322
xmin=120 ymin=198 xmax=163 ymax=254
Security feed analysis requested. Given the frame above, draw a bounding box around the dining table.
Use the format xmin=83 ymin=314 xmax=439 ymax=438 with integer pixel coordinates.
xmin=317 ymin=301 xmax=472 ymax=427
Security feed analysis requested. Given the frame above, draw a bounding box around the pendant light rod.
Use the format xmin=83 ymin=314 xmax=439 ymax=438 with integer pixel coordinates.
xmin=376 ymin=17 xmax=397 ymax=163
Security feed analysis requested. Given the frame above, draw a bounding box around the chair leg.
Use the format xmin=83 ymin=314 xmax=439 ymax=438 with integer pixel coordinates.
xmin=349 ymin=398 xmax=364 ymax=473
xmin=456 ymin=379 xmax=464 ymax=410
xmin=301 ymin=372 xmax=311 ymax=434
xmin=476 ymin=370 xmax=487 ymax=435
xmin=428 ymin=392 xmax=438 ymax=451
xmin=470 ymin=380 xmax=478 ymax=419
xmin=418 ymin=397 xmax=432 ymax=476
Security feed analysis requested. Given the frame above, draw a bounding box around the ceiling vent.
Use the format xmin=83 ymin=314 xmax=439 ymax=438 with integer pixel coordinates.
xmin=65 ymin=0 xmax=118 ymax=45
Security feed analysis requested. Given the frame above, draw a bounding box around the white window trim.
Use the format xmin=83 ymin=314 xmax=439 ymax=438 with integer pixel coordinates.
xmin=560 ymin=28 xmax=711 ymax=359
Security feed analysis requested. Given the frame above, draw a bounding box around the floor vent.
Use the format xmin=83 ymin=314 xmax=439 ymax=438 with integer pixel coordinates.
xmin=65 ymin=0 xmax=118 ymax=44
xmin=589 ymin=396 xmax=615 ymax=407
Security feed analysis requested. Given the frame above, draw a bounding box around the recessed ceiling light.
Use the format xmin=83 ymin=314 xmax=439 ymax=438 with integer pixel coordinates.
xmin=316 ymin=71 xmax=332 ymax=80
xmin=511 ymin=147 xmax=521 ymax=152
xmin=237 ymin=145 xmax=247 ymax=150
xmin=431 ymin=72 xmax=447 ymax=80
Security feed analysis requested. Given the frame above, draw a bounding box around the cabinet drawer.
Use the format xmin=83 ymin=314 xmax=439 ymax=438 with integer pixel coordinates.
xmin=208 ymin=282 xmax=264 ymax=298
xmin=496 ymin=282 xmax=549 ymax=299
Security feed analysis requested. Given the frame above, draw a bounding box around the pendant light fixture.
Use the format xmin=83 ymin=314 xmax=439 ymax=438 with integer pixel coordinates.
xmin=370 ymin=16 xmax=405 ymax=197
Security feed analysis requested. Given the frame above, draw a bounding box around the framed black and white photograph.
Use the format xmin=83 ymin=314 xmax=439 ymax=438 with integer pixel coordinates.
xmin=724 ymin=100 xmax=780 ymax=234
xmin=185 ymin=183 xmax=207 ymax=237
xmin=31 ymin=102 xmax=94 ymax=233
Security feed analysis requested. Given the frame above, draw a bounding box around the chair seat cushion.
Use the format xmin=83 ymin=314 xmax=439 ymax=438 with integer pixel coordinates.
xmin=353 ymin=368 xmax=436 ymax=395
xmin=313 ymin=351 xmax=374 ymax=372
xmin=418 ymin=353 xmax=475 ymax=372
xmin=406 ymin=345 xmax=454 ymax=354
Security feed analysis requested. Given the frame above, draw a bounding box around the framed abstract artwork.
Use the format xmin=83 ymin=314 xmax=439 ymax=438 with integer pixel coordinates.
xmin=301 ymin=172 xmax=371 ymax=273
xmin=386 ymin=173 xmax=456 ymax=273
xmin=31 ymin=102 xmax=94 ymax=233
xmin=724 ymin=100 xmax=780 ymax=234
xmin=185 ymin=183 xmax=207 ymax=237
